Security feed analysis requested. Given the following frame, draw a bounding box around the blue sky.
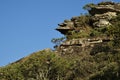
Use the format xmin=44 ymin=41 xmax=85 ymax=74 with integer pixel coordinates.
xmin=0 ymin=0 xmax=119 ymax=66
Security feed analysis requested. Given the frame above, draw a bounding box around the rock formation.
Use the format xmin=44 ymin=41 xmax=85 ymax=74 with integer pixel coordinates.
xmin=89 ymin=2 xmax=120 ymax=27
xmin=56 ymin=20 xmax=74 ymax=34
xmin=55 ymin=1 xmax=120 ymax=55
xmin=1 ymin=1 xmax=120 ymax=80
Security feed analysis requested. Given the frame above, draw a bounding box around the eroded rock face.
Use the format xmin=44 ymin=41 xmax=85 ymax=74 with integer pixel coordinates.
xmin=56 ymin=20 xmax=74 ymax=34
xmin=93 ymin=19 xmax=111 ymax=27
xmin=56 ymin=38 xmax=111 ymax=55
xmin=55 ymin=2 xmax=120 ymax=55
xmin=60 ymin=38 xmax=111 ymax=47
xmin=56 ymin=2 xmax=120 ymax=34
xmin=92 ymin=12 xmax=117 ymax=27
xmin=89 ymin=2 xmax=120 ymax=15
xmin=92 ymin=12 xmax=117 ymax=21
xmin=89 ymin=2 xmax=120 ymax=27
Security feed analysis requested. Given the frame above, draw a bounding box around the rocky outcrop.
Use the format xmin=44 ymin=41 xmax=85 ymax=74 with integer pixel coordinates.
xmin=56 ymin=20 xmax=74 ymax=34
xmin=92 ymin=12 xmax=117 ymax=21
xmin=55 ymin=1 xmax=120 ymax=55
xmin=56 ymin=2 xmax=120 ymax=34
xmin=92 ymin=12 xmax=117 ymax=27
xmin=88 ymin=2 xmax=120 ymax=15
xmin=56 ymin=38 xmax=112 ymax=55
xmin=93 ymin=19 xmax=111 ymax=27
xmin=89 ymin=2 xmax=120 ymax=27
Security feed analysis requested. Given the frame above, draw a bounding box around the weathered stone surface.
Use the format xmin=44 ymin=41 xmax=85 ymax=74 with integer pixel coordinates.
xmin=93 ymin=19 xmax=111 ymax=27
xmin=56 ymin=20 xmax=74 ymax=34
xmin=90 ymin=2 xmax=119 ymax=27
xmin=60 ymin=38 xmax=111 ymax=47
xmin=89 ymin=2 xmax=120 ymax=15
xmin=61 ymin=39 xmax=82 ymax=46
xmin=92 ymin=12 xmax=117 ymax=21
xmin=55 ymin=2 xmax=119 ymax=55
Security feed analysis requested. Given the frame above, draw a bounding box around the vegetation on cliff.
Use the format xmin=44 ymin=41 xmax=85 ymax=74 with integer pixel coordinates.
xmin=1 ymin=1 xmax=120 ymax=80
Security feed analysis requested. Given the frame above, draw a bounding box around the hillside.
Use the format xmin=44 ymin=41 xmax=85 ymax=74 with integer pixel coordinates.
xmin=1 ymin=1 xmax=120 ymax=80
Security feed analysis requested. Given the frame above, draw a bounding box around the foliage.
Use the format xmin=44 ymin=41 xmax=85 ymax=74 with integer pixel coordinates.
xmin=89 ymin=62 xmax=120 ymax=80
xmin=0 ymin=48 xmax=120 ymax=80
xmin=51 ymin=37 xmax=65 ymax=48
xmin=1 ymin=1 xmax=120 ymax=80
xmin=65 ymin=14 xmax=91 ymax=39
xmin=66 ymin=30 xmax=89 ymax=39
xmin=108 ymin=14 xmax=120 ymax=48
xmin=89 ymin=26 xmax=109 ymax=38
xmin=73 ymin=14 xmax=91 ymax=27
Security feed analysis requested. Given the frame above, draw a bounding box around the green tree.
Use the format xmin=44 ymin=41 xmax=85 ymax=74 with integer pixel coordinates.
xmin=51 ymin=37 xmax=65 ymax=48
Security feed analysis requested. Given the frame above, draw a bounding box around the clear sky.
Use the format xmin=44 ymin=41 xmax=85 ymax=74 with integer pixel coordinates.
xmin=0 ymin=0 xmax=119 ymax=66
